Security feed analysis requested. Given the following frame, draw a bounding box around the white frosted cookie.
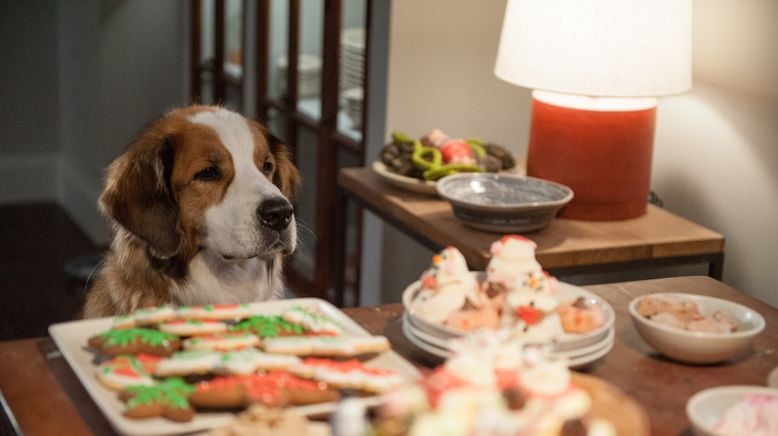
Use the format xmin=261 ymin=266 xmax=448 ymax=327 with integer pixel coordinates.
xmin=96 ymin=354 xmax=161 ymax=390
xmin=132 ymin=305 xmax=178 ymax=325
xmin=289 ymin=358 xmax=404 ymax=393
xmin=281 ymin=306 xmax=342 ymax=335
xmin=112 ymin=314 xmax=136 ymax=329
xmin=217 ymin=349 xmax=301 ymax=375
xmin=154 ymin=350 xmax=223 ymax=377
xmin=183 ymin=332 xmax=261 ymax=351
xmin=176 ymin=304 xmax=252 ymax=320
xmin=262 ymin=335 xmax=390 ymax=357
xmin=158 ymin=319 xmax=229 ymax=336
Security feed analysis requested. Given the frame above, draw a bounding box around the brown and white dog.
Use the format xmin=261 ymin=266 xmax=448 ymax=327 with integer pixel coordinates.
xmin=82 ymin=105 xmax=300 ymax=318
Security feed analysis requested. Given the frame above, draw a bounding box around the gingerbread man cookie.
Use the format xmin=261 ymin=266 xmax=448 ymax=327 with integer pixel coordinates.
xmin=120 ymin=378 xmax=195 ymax=422
xmin=189 ymin=371 xmax=339 ymax=409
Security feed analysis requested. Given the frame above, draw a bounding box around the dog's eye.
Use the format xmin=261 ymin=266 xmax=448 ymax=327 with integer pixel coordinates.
xmin=262 ymin=160 xmax=274 ymax=175
xmin=194 ymin=166 xmax=220 ymax=181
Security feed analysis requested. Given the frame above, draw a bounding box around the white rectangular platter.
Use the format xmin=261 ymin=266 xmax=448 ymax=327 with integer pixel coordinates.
xmin=49 ymin=298 xmax=421 ymax=436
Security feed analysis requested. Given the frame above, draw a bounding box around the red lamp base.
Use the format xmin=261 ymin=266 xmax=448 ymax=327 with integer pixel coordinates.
xmin=527 ymin=91 xmax=657 ymax=220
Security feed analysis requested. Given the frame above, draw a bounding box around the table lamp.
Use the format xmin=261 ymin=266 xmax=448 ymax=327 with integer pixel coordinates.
xmin=495 ymin=0 xmax=691 ymax=220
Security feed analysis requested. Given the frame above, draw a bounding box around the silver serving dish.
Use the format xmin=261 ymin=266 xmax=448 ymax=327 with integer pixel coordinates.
xmin=436 ymin=173 xmax=573 ymax=232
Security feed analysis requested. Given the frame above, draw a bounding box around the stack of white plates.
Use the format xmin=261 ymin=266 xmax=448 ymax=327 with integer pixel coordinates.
xmin=278 ymin=54 xmax=322 ymax=98
xmin=342 ymin=87 xmax=363 ymax=129
xmin=402 ymin=279 xmax=616 ymax=369
xmin=340 ymin=27 xmax=365 ymax=101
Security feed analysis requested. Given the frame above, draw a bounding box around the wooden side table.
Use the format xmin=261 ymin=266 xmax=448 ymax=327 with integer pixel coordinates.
xmin=335 ymin=167 xmax=725 ymax=306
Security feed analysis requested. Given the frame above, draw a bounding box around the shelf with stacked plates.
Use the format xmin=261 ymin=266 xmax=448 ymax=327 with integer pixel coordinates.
xmin=190 ymin=0 xmax=246 ymax=111
xmin=250 ymin=0 xmax=386 ymax=304
xmin=338 ymin=27 xmax=365 ymax=137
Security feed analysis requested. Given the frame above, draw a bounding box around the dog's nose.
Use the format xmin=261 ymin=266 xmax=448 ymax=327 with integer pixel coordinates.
xmin=257 ymin=197 xmax=294 ymax=231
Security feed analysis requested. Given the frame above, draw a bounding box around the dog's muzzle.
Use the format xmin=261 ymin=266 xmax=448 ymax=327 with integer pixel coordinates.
xmin=257 ymin=197 xmax=294 ymax=231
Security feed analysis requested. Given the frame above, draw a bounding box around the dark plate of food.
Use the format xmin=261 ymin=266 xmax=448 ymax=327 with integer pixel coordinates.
xmin=374 ymin=130 xmax=519 ymax=196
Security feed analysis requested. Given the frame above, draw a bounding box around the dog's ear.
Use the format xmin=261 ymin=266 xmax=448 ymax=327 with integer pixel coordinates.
xmin=100 ymin=130 xmax=182 ymax=259
xmin=266 ymin=132 xmax=301 ymax=202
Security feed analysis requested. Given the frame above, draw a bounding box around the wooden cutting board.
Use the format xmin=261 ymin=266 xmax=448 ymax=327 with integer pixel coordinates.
xmin=573 ymin=372 xmax=651 ymax=436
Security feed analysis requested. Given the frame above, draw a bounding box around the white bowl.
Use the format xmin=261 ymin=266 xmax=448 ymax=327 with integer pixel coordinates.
xmin=628 ymin=293 xmax=765 ymax=364
xmin=686 ymin=385 xmax=778 ymax=436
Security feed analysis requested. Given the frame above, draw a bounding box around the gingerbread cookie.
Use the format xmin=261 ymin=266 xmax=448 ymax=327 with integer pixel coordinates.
xmin=189 ymin=371 xmax=339 ymax=409
xmin=281 ymin=306 xmax=342 ymax=335
xmin=290 ymin=358 xmax=404 ymax=393
xmin=120 ymin=378 xmax=195 ymax=422
xmin=176 ymin=304 xmax=252 ymax=320
xmin=183 ymin=332 xmax=260 ymax=351
xmin=112 ymin=314 xmax=136 ymax=330
xmin=97 ymin=354 xmax=161 ymax=390
xmin=131 ymin=305 xmax=178 ymax=326
xmin=158 ymin=319 xmax=229 ymax=336
xmin=230 ymin=315 xmax=305 ymax=338
xmin=262 ymin=335 xmax=390 ymax=357
xmin=88 ymin=328 xmax=181 ymax=357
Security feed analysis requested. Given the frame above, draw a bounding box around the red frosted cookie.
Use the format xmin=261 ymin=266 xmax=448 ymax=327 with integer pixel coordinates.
xmin=182 ymin=332 xmax=260 ymax=351
xmin=158 ymin=319 xmax=229 ymax=336
xmin=189 ymin=371 xmax=340 ymax=409
xmin=176 ymin=304 xmax=252 ymax=320
xmin=97 ymin=354 xmax=161 ymax=390
xmin=290 ymin=358 xmax=405 ymax=393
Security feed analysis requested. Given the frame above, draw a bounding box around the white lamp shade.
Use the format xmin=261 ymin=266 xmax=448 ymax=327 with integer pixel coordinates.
xmin=495 ymin=0 xmax=692 ymax=98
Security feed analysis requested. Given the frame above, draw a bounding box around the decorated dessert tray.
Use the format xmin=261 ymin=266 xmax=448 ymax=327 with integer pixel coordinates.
xmin=403 ymin=280 xmax=615 ymax=368
xmin=373 ymin=129 xmax=521 ymax=196
xmin=49 ymin=298 xmax=421 ymax=436
xmin=401 ymin=236 xmax=616 ymax=369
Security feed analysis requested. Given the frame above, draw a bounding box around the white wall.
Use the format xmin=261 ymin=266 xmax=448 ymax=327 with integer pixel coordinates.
xmin=652 ymin=0 xmax=778 ymax=307
xmin=0 ymin=1 xmax=61 ymax=202
xmin=58 ymin=0 xmax=187 ymax=243
xmin=380 ymin=0 xmax=530 ymax=303
xmin=381 ymin=0 xmax=778 ymax=307
xmin=0 ymin=1 xmax=187 ymax=244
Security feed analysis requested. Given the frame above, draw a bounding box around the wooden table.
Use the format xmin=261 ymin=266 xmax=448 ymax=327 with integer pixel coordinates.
xmin=337 ymin=167 xmax=725 ymax=305
xmin=0 ymin=277 xmax=775 ymax=436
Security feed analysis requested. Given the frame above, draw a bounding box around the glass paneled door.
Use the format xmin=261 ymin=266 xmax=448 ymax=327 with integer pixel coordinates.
xmin=193 ymin=0 xmax=378 ymax=305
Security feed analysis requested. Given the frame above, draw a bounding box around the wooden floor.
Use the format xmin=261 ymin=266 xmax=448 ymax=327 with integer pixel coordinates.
xmin=0 ymin=203 xmax=100 ymax=341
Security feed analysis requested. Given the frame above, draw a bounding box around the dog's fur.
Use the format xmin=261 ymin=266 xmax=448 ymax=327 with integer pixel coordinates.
xmin=82 ymin=106 xmax=300 ymax=318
